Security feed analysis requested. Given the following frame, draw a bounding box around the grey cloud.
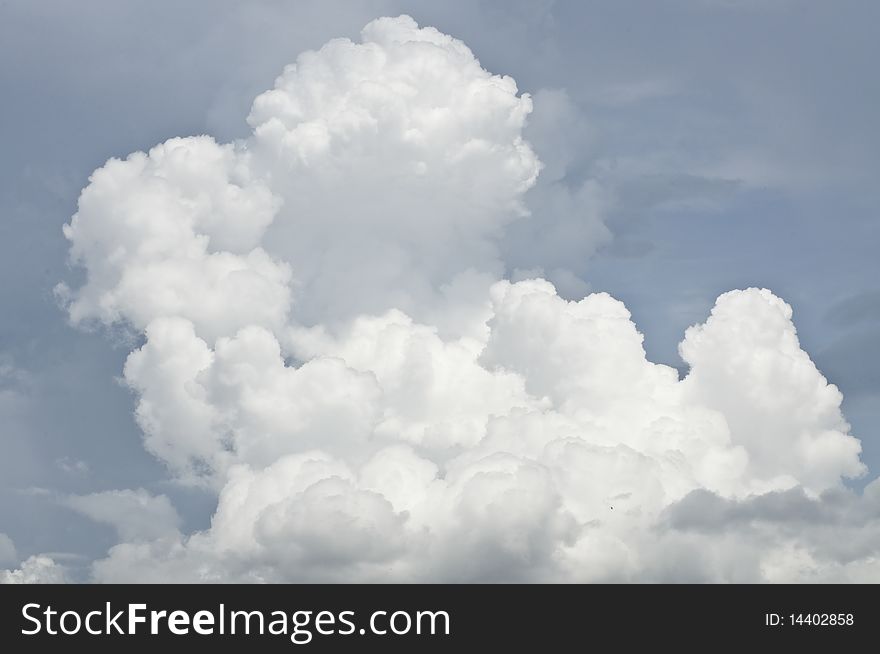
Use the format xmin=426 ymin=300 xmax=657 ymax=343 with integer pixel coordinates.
xmin=0 ymin=533 xmax=16 ymax=565
xmin=65 ymin=489 xmax=182 ymax=543
xmin=661 ymin=481 xmax=880 ymax=578
xmin=817 ymin=329 xmax=880 ymax=395
xmin=664 ymin=487 xmax=843 ymax=532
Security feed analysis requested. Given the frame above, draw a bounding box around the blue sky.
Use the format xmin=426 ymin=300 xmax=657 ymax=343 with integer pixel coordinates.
xmin=1 ymin=0 xmax=878 ymax=580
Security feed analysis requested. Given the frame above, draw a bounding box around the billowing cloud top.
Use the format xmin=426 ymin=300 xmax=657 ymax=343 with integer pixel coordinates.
xmin=59 ymin=15 xmax=539 ymax=340
xmin=31 ymin=15 xmax=877 ymax=583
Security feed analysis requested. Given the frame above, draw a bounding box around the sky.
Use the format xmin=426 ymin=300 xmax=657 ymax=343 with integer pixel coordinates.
xmin=1 ymin=0 xmax=879 ymax=583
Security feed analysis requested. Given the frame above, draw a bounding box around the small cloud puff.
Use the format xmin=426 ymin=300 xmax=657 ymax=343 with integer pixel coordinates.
xmin=1 ymin=555 xmax=67 ymax=585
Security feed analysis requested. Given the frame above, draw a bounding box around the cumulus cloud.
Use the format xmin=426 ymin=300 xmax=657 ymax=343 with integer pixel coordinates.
xmin=58 ymin=15 xmax=876 ymax=583
xmin=57 ymin=135 xmax=290 ymax=343
xmin=246 ymin=15 xmax=539 ymax=331
xmin=58 ymin=14 xmax=539 ymax=341
xmin=0 ymin=555 xmax=67 ymax=584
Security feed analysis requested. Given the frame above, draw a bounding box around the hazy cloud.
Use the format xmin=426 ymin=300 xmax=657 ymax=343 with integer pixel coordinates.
xmin=65 ymin=489 xmax=182 ymax=542
xmin=0 ymin=533 xmax=16 ymax=565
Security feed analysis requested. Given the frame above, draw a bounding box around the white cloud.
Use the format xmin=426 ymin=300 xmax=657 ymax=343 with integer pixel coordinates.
xmin=679 ymin=288 xmax=865 ymax=492
xmin=57 ymin=135 xmax=290 ymax=343
xmin=57 ymin=15 xmax=876 ymax=583
xmin=60 ymin=15 xmax=540 ymax=341
xmin=0 ymin=555 xmax=67 ymax=584
xmin=88 ymin=282 xmax=872 ymax=582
